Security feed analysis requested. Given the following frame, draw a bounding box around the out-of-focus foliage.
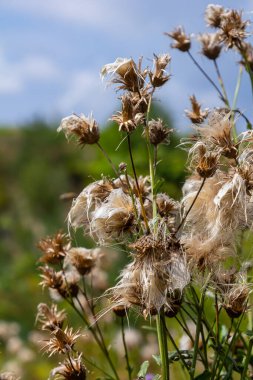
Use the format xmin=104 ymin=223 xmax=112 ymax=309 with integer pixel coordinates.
xmin=0 ymin=108 xmax=187 ymax=378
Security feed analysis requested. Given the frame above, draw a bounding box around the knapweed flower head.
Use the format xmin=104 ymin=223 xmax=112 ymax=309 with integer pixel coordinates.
xmin=198 ymin=33 xmax=222 ymax=60
xmin=49 ymin=354 xmax=86 ymax=380
xmin=111 ymin=93 xmax=145 ymax=132
xmin=185 ymin=95 xmax=209 ymax=124
xmin=101 ymin=57 xmax=146 ymax=92
xmin=58 ymin=114 xmax=100 ymax=146
xmin=205 ymin=4 xmax=226 ymax=28
xmin=165 ymin=26 xmax=191 ymax=52
xmin=66 ymin=247 xmax=103 ymax=275
xmin=149 ymin=53 xmax=171 ymax=88
xmin=148 ymin=119 xmax=172 ymax=145
xmin=37 ymin=232 xmax=70 ymax=265
xmin=36 ymin=303 xmax=66 ymax=331
xmin=43 ymin=326 xmax=81 ymax=356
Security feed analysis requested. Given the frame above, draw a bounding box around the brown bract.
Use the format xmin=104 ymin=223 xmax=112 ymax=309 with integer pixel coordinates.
xmin=185 ymin=95 xmax=208 ymax=124
xmin=50 ymin=354 xmax=86 ymax=380
xmin=198 ymin=33 xmax=222 ymax=60
xmin=101 ymin=57 xmax=146 ymax=92
xmin=205 ymin=4 xmax=225 ymax=28
xmin=165 ymin=27 xmax=191 ymax=52
xmin=111 ymin=93 xmax=144 ymax=132
xmin=219 ymin=9 xmax=249 ymax=49
xmin=148 ymin=118 xmax=172 ymax=145
xmin=38 ymin=232 xmax=70 ymax=264
xmin=57 ymin=114 xmax=100 ymax=146
xmin=43 ymin=327 xmax=81 ymax=356
xmin=149 ymin=54 xmax=171 ymax=87
xmin=36 ymin=303 xmax=66 ymax=331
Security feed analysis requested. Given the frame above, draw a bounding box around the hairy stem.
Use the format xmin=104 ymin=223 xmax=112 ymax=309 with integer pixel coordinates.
xmin=156 ymin=309 xmax=170 ymax=380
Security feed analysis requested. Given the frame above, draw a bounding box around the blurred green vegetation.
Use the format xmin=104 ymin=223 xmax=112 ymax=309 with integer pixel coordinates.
xmin=0 ymin=107 xmax=188 ymax=378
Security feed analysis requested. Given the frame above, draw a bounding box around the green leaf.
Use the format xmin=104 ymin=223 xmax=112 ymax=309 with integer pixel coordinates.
xmin=137 ymin=361 xmax=150 ymax=377
xmin=194 ymin=370 xmax=212 ymax=379
xmin=152 ymin=354 xmax=162 ymax=366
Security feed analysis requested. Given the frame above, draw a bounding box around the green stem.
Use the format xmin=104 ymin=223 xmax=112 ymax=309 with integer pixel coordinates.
xmin=121 ymin=318 xmax=132 ymax=380
xmin=241 ymin=338 xmax=253 ymax=379
xmin=213 ymin=59 xmax=230 ymax=107
xmin=231 ymin=65 xmax=243 ymax=143
xmin=156 ymin=309 xmax=170 ymax=380
xmin=127 ymin=133 xmax=150 ymax=233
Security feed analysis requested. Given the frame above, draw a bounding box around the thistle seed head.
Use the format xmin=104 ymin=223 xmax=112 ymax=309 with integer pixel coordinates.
xmin=185 ymin=95 xmax=208 ymax=124
xmin=165 ymin=27 xmax=191 ymax=52
xmin=148 ymin=118 xmax=172 ymax=145
xmin=37 ymin=232 xmax=70 ymax=265
xmin=58 ymin=114 xmax=100 ymax=146
xmin=198 ymin=33 xmax=222 ymax=60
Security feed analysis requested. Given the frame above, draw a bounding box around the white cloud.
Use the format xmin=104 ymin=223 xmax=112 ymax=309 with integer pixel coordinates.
xmin=0 ymin=49 xmax=59 ymax=94
xmin=56 ymin=69 xmax=117 ymax=122
xmin=1 ymin=0 xmax=120 ymax=28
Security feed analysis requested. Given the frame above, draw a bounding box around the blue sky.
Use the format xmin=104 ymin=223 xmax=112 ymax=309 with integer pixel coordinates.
xmin=1 ymin=0 xmax=252 ymax=131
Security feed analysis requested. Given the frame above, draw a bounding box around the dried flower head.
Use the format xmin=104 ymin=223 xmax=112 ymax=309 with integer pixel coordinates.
xmin=185 ymin=95 xmax=209 ymax=124
xmin=37 ymin=232 xmax=70 ymax=265
xmin=156 ymin=193 xmax=179 ymax=218
xmin=149 ymin=54 xmax=171 ymax=87
xmin=66 ymin=247 xmax=102 ymax=275
xmin=148 ymin=119 xmax=172 ymax=145
xmin=222 ymin=283 xmax=249 ymax=318
xmin=43 ymin=327 xmax=81 ymax=356
xmin=165 ymin=27 xmax=191 ymax=52
xmin=57 ymin=114 xmax=100 ymax=146
xmin=39 ymin=266 xmax=64 ymax=290
xmin=198 ymin=33 xmax=222 ymax=60
xmin=219 ymin=9 xmax=249 ymax=49
xmin=101 ymin=57 xmax=146 ymax=92
xmin=36 ymin=303 xmax=66 ymax=331
xmin=190 ymin=142 xmax=219 ymax=178
xmin=205 ymin=4 xmax=225 ymax=28
xmin=49 ymin=354 xmax=86 ymax=379
xmin=111 ymin=93 xmax=144 ymax=132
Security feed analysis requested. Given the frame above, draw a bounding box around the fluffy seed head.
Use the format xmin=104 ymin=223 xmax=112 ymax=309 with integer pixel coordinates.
xmin=111 ymin=93 xmax=144 ymax=132
xmin=219 ymin=9 xmax=249 ymax=49
xmin=58 ymin=114 xmax=100 ymax=146
xmin=222 ymin=283 xmax=249 ymax=318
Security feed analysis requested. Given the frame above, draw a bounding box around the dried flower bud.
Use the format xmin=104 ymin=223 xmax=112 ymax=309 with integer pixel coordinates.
xmin=185 ymin=95 xmax=208 ymax=124
xmin=198 ymin=33 xmax=222 ymax=60
xmin=165 ymin=27 xmax=191 ymax=52
xmin=223 ymin=284 xmax=249 ymax=318
xmin=50 ymin=354 xmax=86 ymax=379
xmin=39 ymin=266 xmax=64 ymax=290
xmin=156 ymin=194 xmax=179 ymax=217
xmin=196 ymin=143 xmax=219 ymax=178
xmin=149 ymin=54 xmax=171 ymax=87
xmin=148 ymin=118 xmax=172 ymax=145
xmin=205 ymin=4 xmax=225 ymax=28
xmin=37 ymin=232 xmax=70 ymax=265
xmin=36 ymin=303 xmax=66 ymax=331
xmin=101 ymin=57 xmax=145 ymax=92
xmin=219 ymin=9 xmax=249 ymax=49
xmin=111 ymin=93 xmax=144 ymax=133
xmin=67 ymin=247 xmax=102 ymax=276
xmin=43 ymin=327 xmax=81 ymax=356
xmin=58 ymin=114 xmax=100 ymax=146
